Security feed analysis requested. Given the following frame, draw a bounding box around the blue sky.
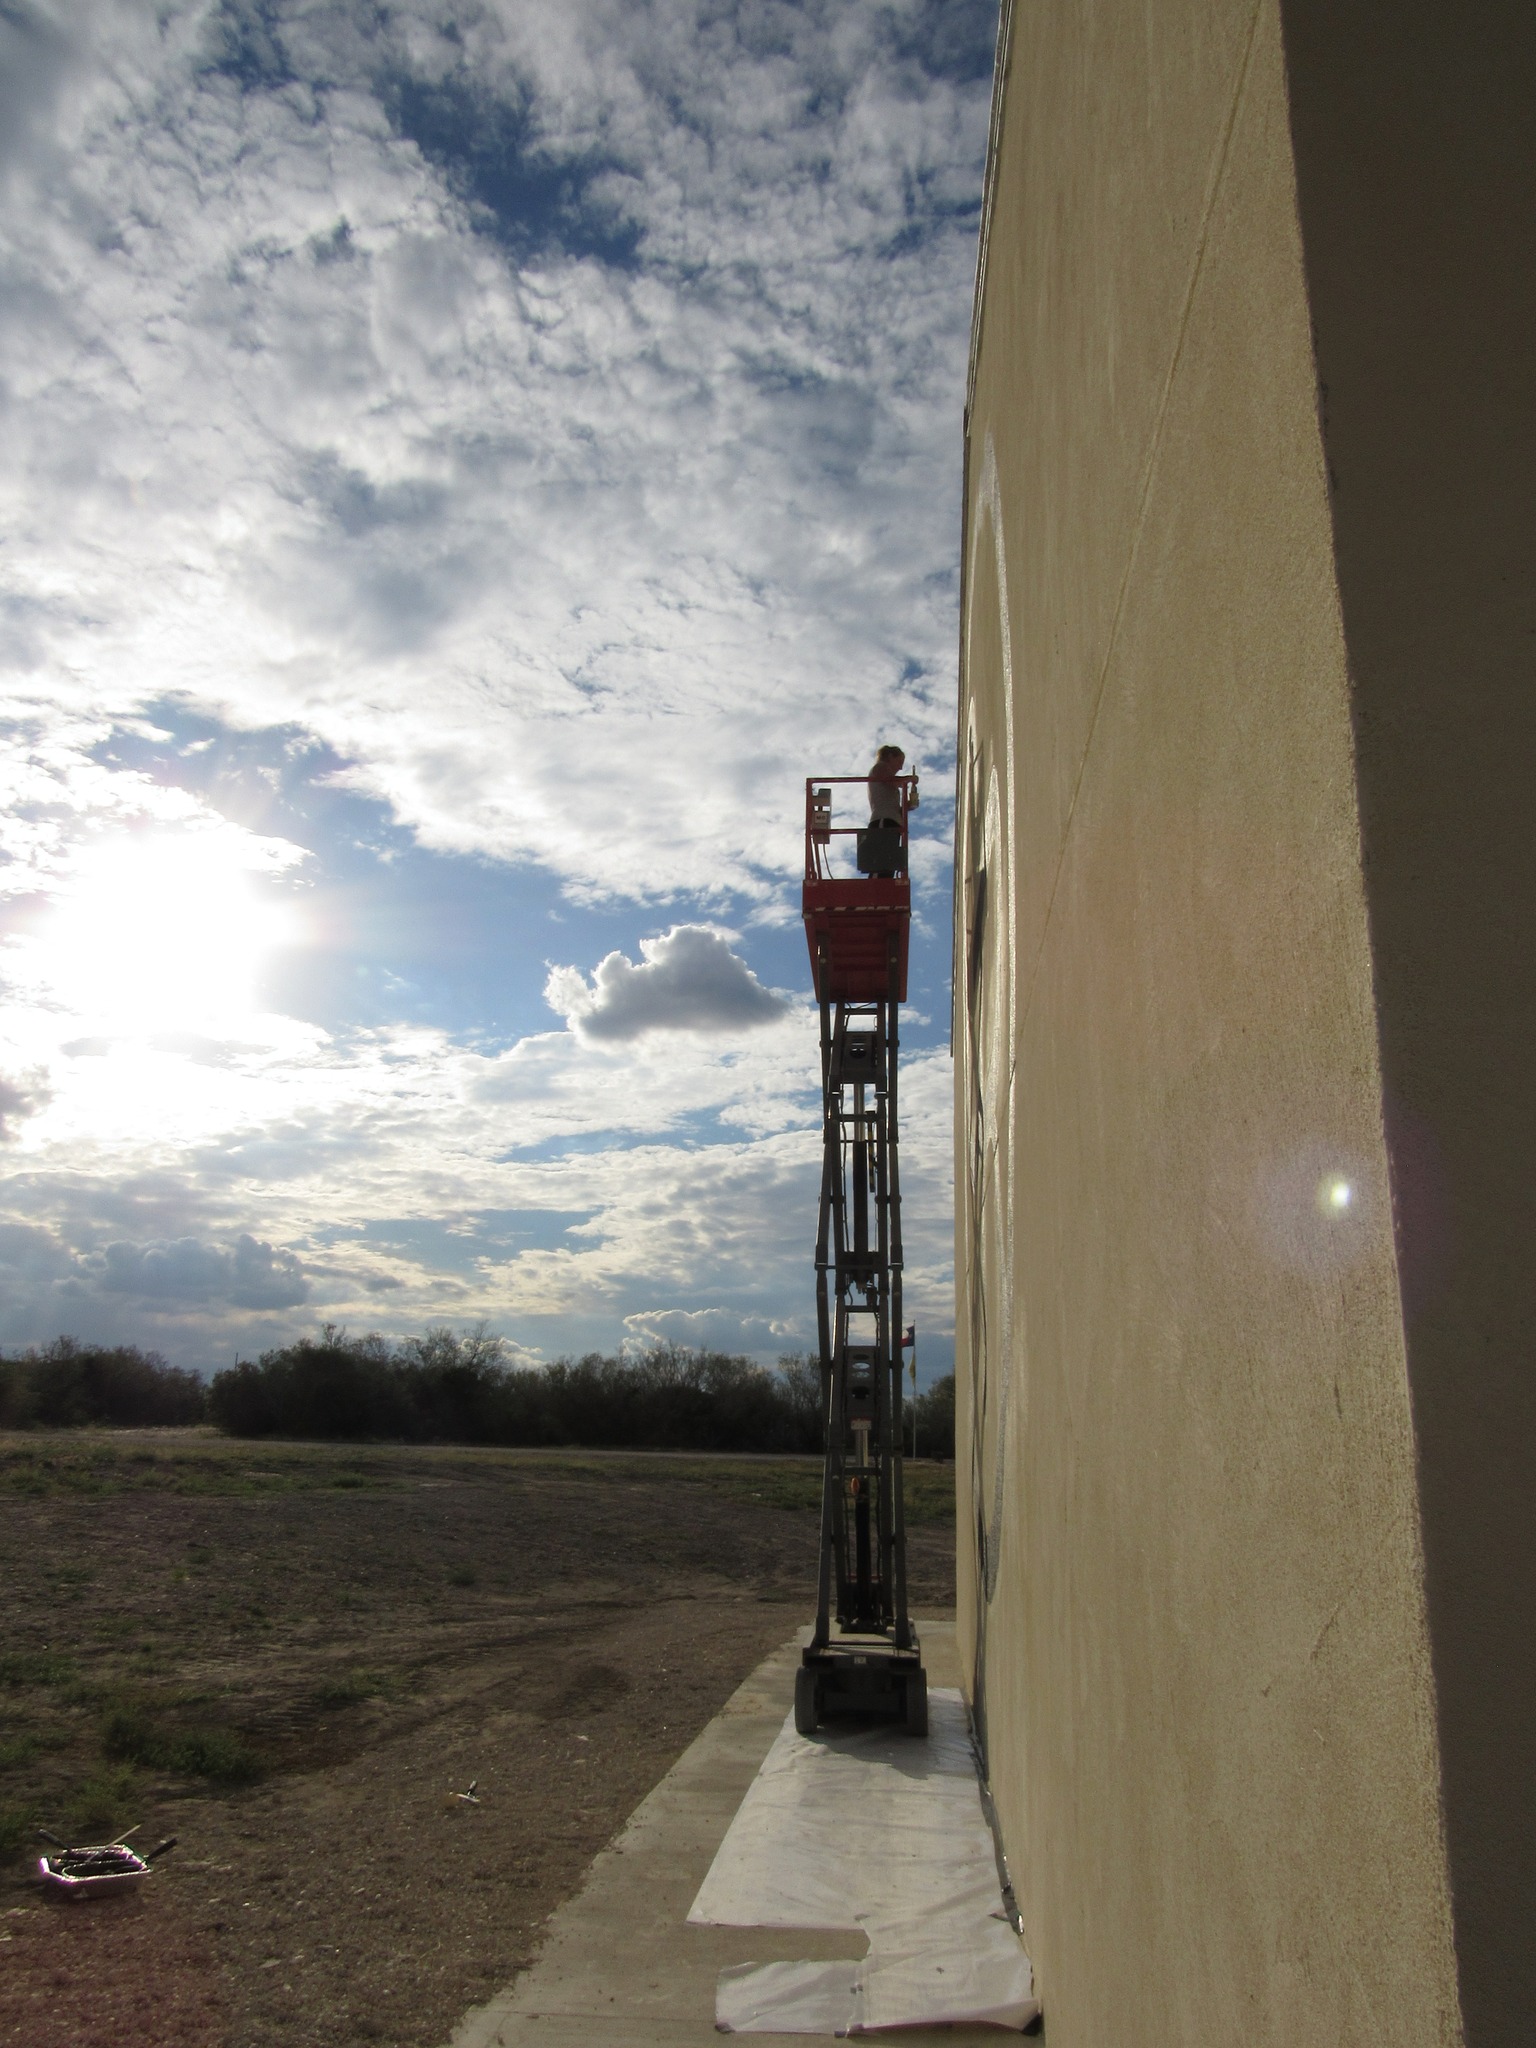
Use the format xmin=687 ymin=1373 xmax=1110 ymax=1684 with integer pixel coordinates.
xmin=0 ymin=0 xmax=994 ymax=1380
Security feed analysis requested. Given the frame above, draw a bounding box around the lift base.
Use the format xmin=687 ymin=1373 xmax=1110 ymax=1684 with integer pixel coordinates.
xmin=796 ymin=1639 xmax=927 ymax=1738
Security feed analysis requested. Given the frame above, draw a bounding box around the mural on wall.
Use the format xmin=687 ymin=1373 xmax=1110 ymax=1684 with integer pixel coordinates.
xmin=956 ymin=435 xmax=1020 ymax=1757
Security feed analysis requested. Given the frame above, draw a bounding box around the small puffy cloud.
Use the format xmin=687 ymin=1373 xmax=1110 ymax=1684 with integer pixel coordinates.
xmin=225 ymin=1234 xmax=312 ymax=1313
xmin=100 ymin=1238 xmax=224 ymax=1300
xmin=98 ymin=1233 xmax=309 ymax=1310
xmin=545 ymin=925 xmax=791 ymax=1042
xmin=623 ymin=1306 xmax=799 ymax=1355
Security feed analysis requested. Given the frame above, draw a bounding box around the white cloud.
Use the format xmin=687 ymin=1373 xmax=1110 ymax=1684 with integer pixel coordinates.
xmin=0 ymin=0 xmax=981 ymax=902
xmin=0 ymin=0 xmax=978 ymax=1369
xmin=623 ymin=1306 xmax=801 ymax=1356
xmin=0 ymin=1002 xmax=955 ymax=1369
xmin=98 ymin=1232 xmax=309 ymax=1310
xmin=0 ymin=1218 xmax=74 ymax=1285
xmin=545 ymin=924 xmax=791 ymax=1041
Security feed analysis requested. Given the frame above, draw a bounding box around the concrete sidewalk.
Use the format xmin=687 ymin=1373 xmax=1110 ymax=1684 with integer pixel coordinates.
xmin=450 ymin=1613 xmax=1015 ymax=2047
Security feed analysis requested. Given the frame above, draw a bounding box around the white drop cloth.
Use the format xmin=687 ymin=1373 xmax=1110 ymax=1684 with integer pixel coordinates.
xmin=689 ymin=1687 xmax=1037 ymax=2034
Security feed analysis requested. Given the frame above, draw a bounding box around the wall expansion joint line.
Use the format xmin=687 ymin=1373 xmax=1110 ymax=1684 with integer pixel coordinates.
xmin=1010 ymin=0 xmax=1267 ymax=1048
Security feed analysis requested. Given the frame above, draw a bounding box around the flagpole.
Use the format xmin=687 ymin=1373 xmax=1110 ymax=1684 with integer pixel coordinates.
xmin=909 ymin=1328 xmax=918 ymax=1459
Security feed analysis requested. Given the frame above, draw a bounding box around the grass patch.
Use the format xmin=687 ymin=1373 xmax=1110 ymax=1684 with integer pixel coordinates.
xmin=447 ymin=1565 xmax=478 ymax=1588
xmin=899 ymin=1462 xmax=956 ymax=1527
xmin=312 ymin=1668 xmax=393 ymax=1709
xmin=102 ymin=1706 xmax=263 ymax=1786
xmin=566 ymin=1454 xmax=956 ymax=1526
xmin=176 ymin=1728 xmax=264 ymax=1783
xmin=0 ymin=1650 xmax=77 ymax=1688
xmin=0 ymin=1798 xmax=39 ymax=1854
xmin=0 ymin=1433 xmax=413 ymax=1500
xmin=65 ymin=1763 xmax=142 ymax=1840
xmin=0 ymin=1432 xmax=953 ymax=1543
xmin=0 ymin=1734 xmax=40 ymax=1771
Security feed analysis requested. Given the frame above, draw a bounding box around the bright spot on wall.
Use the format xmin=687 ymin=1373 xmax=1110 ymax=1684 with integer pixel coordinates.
xmin=1252 ymin=1144 xmax=1372 ymax=1272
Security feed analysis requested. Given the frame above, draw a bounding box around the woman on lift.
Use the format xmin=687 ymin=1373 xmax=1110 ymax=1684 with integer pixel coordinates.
xmin=862 ymin=745 xmax=917 ymax=874
xmin=867 ymin=743 xmax=916 ymax=828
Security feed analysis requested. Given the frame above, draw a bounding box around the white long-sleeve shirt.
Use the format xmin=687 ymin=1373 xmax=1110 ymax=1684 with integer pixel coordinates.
xmin=868 ymin=766 xmax=909 ymax=826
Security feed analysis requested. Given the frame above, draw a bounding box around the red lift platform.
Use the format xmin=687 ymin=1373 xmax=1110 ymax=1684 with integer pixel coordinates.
xmin=801 ymin=777 xmax=913 ymax=1004
xmin=796 ymin=770 xmax=926 ymax=1737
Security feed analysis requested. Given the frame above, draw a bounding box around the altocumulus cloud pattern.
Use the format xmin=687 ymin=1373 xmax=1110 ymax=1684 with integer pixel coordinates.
xmin=0 ymin=0 xmax=988 ymax=1375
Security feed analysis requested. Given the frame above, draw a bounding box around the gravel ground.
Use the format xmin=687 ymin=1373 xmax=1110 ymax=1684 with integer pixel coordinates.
xmin=0 ymin=1434 xmax=955 ymax=2048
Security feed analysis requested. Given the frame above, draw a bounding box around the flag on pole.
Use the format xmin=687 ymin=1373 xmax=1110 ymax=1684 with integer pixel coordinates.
xmin=901 ymin=1325 xmax=916 ymax=1349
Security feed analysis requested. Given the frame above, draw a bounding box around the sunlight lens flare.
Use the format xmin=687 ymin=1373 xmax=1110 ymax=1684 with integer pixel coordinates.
xmin=40 ymin=832 xmax=299 ymax=1036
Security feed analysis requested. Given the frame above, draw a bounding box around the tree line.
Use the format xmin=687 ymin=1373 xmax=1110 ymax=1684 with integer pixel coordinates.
xmin=0 ymin=1326 xmax=957 ymax=1458
xmin=0 ymin=1337 xmax=207 ymax=1430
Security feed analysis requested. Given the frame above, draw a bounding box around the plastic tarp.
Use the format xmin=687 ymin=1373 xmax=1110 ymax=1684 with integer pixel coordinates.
xmin=689 ymin=1687 xmax=1037 ymax=2035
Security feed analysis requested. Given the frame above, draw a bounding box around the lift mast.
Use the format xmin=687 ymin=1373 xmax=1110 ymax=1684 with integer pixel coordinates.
xmin=796 ymin=773 xmax=928 ymax=1737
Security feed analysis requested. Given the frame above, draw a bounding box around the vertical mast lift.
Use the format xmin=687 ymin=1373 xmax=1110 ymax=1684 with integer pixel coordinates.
xmin=796 ymin=774 xmax=928 ymax=1738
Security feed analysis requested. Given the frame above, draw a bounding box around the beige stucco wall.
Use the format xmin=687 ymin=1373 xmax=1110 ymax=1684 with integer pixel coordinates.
xmin=955 ymin=4 xmax=1463 ymax=2041
xmin=1278 ymin=14 xmax=1536 ymax=2042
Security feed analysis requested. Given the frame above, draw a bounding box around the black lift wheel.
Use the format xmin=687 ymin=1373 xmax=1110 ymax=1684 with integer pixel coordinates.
xmin=794 ymin=1664 xmax=821 ymax=1737
xmin=902 ymin=1668 xmax=929 ymax=1737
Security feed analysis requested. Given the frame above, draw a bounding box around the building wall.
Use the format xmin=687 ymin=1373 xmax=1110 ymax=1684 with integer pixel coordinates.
xmin=955 ymin=4 xmax=1473 ymax=2040
xmin=1277 ymin=14 xmax=1536 ymax=2041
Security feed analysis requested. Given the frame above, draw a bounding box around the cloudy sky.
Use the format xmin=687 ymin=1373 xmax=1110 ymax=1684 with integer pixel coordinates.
xmin=0 ymin=0 xmax=994 ymax=1379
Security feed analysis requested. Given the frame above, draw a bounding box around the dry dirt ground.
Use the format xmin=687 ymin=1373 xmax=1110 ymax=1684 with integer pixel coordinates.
xmin=0 ymin=1432 xmax=955 ymax=2048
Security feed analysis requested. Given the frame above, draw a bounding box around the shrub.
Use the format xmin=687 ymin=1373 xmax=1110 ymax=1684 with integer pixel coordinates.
xmin=913 ymin=1374 xmax=956 ymax=1460
xmin=0 ymin=1800 xmax=36 ymax=1855
xmin=0 ymin=1358 xmax=26 ymax=1430
xmin=0 ymin=1339 xmax=207 ymax=1429
xmin=0 ymin=1651 xmax=77 ymax=1688
xmin=205 ymin=1325 xmax=951 ymax=1457
xmin=208 ymin=1327 xmax=820 ymax=1451
xmin=530 ymin=1345 xmax=820 ymax=1454
xmin=208 ymin=1324 xmax=409 ymax=1440
xmin=65 ymin=1764 xmax=141 ymax=1841
xmin=174 ymin=1728 xmax=263 ymax=1785
xmin=102 ymin=1706 xmax=261 ymax=1786
xmin=312 ymin=1669 xmax=392 ymax=1709
xmin=1 ymin=1326 xmax=957 ymax=1458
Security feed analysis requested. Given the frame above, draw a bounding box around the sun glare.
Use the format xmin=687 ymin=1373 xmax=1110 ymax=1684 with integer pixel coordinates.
xmin=39 ymin=832 xmax=299 ymax=1037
